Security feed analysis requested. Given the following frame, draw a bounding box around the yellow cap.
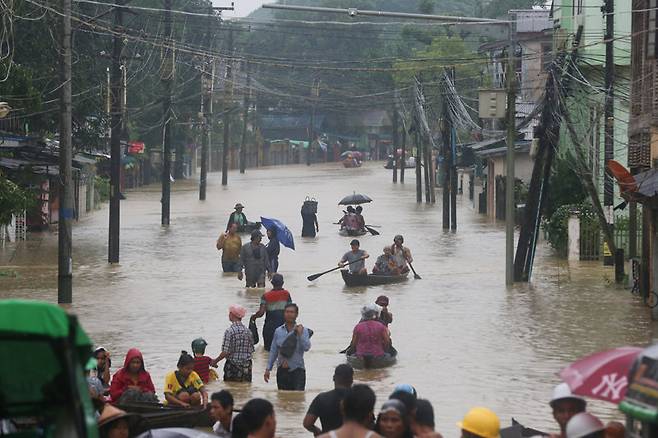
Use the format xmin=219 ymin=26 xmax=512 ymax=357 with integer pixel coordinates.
xmin=457 ymin=407 xmax=500 ymax=438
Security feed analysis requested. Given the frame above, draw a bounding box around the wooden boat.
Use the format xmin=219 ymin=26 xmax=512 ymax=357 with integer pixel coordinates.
xmin=238 ymin=222 xmax=261 ymax=233
xmin=116 ymin=402 xmax=214 ymax=430
xmin=341 ymin=269 xmax=408 ymax=287
xmin=339 ymin=228 xmax=367 ymax=237
xmin=347 ymin=349 xmax=397 ymax=369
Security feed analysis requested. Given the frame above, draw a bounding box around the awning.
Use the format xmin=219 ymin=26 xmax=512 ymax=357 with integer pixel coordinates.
xmin=474 ymin=141 xmax=531 ymax=158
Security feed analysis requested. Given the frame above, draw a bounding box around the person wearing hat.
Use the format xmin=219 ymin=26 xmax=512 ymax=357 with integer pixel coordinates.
xmin=376 ymin=296 xmax=393 ymax=326
xmin=457 ymin=407 xmax=500 ymax=438
xmin=227 ymin=203 xmax=249 ymax=231
xmin=550 ymin=383 xmax=587 ymax=438
xmin=238 ymin=230 xmax=271 ymax=288
xmin=348 ymin=304 xmax=391 ymax=366
xmin=191 ymin=338 xmax=217 ymax=384
xmin=339 ymin=239 xmax=369 ymax=275
xmin=251 ymin=273 xmax=293 ymax=351
xmin=217 ymin=222 xmax=243 ymax=273
xmin=98 ymin=404 xmax=142 ymax=438
xmin=212 ymin=304 xmax=255 ymax=382
xmin=390 ymin=235 xmax=413 ymax=274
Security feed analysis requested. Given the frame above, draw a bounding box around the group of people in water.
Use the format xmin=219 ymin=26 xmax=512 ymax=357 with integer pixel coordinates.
xmin=95 ymin=355 xmax=624 ymax=438
xmin=338 ymin=206 xmax=367 ymax=235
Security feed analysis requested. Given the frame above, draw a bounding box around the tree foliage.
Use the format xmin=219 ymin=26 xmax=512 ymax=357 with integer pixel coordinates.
xmin=0 ymin=174 xmax=31 ymax=226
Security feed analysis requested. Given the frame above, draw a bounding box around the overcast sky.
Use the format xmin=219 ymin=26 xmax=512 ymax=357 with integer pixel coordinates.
xmin=213 ymin=0 xmax=275 ymax=18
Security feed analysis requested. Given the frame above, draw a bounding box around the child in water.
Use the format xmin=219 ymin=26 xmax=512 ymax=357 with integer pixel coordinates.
xmin=191 ymin=338 xmax=218 ymax=384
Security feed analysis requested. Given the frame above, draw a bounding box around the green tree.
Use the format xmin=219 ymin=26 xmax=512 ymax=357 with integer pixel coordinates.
xmin=418 ymin=0 xmax=435 ymax=14
xmin=0 ymin=174 xmax=31 ymax=226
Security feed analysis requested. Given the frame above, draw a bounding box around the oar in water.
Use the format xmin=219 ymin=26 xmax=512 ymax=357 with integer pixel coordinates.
xmin=365 ymin=225 xmax=380 ymax=236
xmin=307 ymin=256 xmax=366 ymax=282
xmin=408 ymin=261 xmax=421 ymax=280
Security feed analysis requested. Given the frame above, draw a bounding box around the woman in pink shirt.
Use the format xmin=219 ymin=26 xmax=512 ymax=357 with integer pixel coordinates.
xmin=350 ymin=305 xmax=391 ymax=359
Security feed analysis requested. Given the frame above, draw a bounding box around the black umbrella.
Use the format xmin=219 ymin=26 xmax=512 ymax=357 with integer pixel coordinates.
xmin=338 ymin=193 xmax=373 ymax=205
xmin=136 ymin=428 xmax=217 ymax=438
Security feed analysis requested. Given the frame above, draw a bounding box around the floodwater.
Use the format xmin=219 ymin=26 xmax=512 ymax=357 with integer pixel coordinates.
xmin=2 ymin=161 xmax=658 ymax=437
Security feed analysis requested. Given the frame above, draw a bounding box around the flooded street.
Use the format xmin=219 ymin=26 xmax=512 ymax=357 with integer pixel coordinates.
xmin=2 ymin=161 xmax=657 ymax=437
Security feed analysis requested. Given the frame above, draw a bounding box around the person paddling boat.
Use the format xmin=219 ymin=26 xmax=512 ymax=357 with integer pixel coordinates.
xmin=390 ymin=235 xmax=413 ymax=274
xmin=339 ymin=239 xmax=369 ymax=275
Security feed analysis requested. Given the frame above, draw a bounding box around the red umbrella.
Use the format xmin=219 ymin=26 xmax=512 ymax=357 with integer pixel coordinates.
xmin=560 ymin=346 xmax=643 ymax=404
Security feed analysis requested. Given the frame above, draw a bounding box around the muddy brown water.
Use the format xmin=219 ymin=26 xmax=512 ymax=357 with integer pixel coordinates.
xmin=1 ymin=162 xmax=657 ymax=437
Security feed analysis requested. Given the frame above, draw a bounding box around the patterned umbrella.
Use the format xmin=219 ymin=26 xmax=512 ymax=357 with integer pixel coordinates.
xmin=560 ymin=346 xmax=643 ymax=404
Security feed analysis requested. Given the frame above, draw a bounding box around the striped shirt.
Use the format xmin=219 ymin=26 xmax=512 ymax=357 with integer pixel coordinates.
xmin=261 ymin=289 xmax=292 ymax=324
xmin=193 ymin=356 xmax=212 ymax=384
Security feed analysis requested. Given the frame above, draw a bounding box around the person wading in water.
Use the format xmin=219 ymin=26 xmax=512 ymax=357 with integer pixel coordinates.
xmin=238 ymin=230 xmax=270 ymax=288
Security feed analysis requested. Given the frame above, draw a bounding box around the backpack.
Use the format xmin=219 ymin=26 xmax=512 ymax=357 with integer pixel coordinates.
xmin=301 ymin=197 xmax=318 ymax=214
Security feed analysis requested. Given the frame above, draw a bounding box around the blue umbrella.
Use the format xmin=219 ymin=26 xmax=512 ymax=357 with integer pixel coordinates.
xmin=260 ymin=217 xmax=295 ymax=250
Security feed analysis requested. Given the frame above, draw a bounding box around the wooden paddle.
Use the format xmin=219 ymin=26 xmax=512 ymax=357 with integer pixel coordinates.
xmin=408 ymin=261 xmax=421 ymax=279
xmin=365 ymin=225 xmax=380 ymax=236
xmin=307 ymin=256 xmax=366 ymax=282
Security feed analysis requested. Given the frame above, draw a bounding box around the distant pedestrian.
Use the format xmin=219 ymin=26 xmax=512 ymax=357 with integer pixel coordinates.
xmin=318 ymin=384 xmax=382 ymax=438
xmin=266 ymin=228 xmax=281 ymax=273
xmin=301 ymin=198 xmax=319 ymax=237
xmin=217 ymin=222 xmax=243 ymax=272
xmin=238 ymin=230 xmax=270 ymax=288
xmin=457 ymin=407 xmax=499 ymax=438
xmin=304 ymin=364 xmax=354 ymax=435
xmin=212 ymin=304 xmax=255 ymax=382
xmin=376 ymin=399 xmax=413 ymax=438
xmin=265 ymin=303 xmax=311 ymax=391
xmin=411 ymin=399 xmax=443 ymax=438
xmin=339 ymin=239 xmax=369 ymax=275
xmin=232 ymin=398 xmax=276 ymax=438
xmin=251 ymin=274 xmax=292 ymax=351
xmin=226 ymin=203 xmax=248 ymax=231
xmin=210 ymin=390 xmax=234 ymax=438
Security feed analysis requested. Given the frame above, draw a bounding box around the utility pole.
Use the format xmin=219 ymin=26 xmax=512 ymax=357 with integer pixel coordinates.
xmin=58 ymin=0 xmax=73 ymax=303
xmin=442 ymin=76 xmax=450 ymax=229
xmin=415 ymin=127 xmax=422 ymax=203
xmin=161 ymin=0 xmax=173 ymax=225
xmin=400 ymin=111 xmax=406 ymax=183
xmin=423 ymin=134 xmax=431 ymax=203
xmin=392 ymin=107 xmax=399 ymax=183
xmin=199 ymin=58 xmax=214 ymax=201
xmin=505 ymin=31 xmax=517 ymax=285
xmin=239 ymin=60 xmax=250 ymax=174
xmin=603 ymin=0 xmax=615 ymax=266
xmin=307 ymin=78 xmax=319 ymax=166
xmin=199 ymin=8 xmax=214 ymax=200
xmin=108 ymin=0 xmax=124 ymax=263
xmin=222 ymin=27 xmax=233 ymax=186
